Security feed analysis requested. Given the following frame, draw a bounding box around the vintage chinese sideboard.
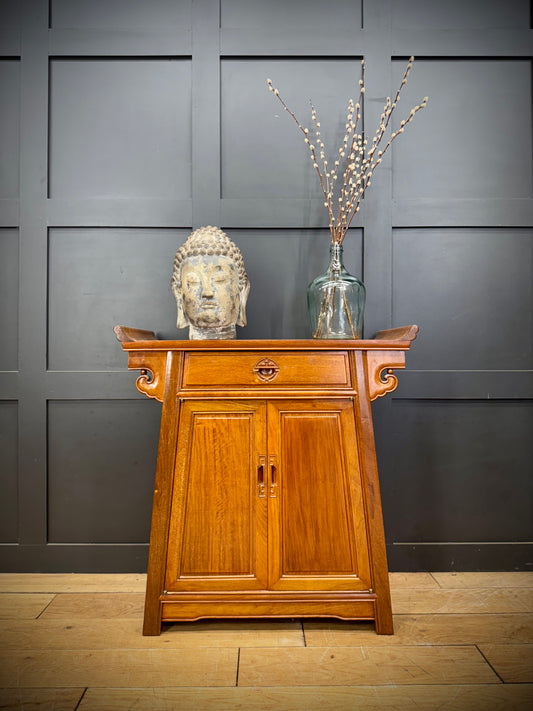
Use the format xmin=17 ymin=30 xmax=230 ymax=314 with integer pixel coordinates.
xmin=115 ymin=325 xmax=418 ymax=635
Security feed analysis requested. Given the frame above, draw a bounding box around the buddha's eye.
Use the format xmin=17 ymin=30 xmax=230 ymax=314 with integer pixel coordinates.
xmin=213 ymin=274 xmax=228 ymax=283
xmin=186 ymin=274 xmax=200 ymax=286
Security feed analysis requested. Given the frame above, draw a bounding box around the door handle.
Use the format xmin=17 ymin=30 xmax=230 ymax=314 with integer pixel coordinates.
xmin=269 ymin=455 xmax=278 ymax=498
xmin=257 ymin=455 xmax=266 ymax=498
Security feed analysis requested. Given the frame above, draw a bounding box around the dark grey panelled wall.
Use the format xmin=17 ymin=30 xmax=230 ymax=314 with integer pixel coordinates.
xmin=0 ymin=0 xmax=531 ymax=572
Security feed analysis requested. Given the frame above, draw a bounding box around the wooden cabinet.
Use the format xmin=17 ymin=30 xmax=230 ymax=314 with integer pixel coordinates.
xmin=115 ymin=327 xmax=418 ymax=635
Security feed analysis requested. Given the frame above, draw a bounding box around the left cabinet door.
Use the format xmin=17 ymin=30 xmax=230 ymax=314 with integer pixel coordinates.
xmin=164 ymin=399 xmax=268 ymax=591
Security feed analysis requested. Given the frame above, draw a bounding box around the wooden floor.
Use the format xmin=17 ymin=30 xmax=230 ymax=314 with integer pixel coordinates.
xmin=0 ymin=572 xmax=532 ymax=710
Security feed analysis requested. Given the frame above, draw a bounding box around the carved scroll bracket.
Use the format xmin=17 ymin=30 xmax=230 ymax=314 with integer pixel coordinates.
xmin=127 ymin=351 xmax=168 ymax=402
xmin=366 ymin=351 xmax=406 ymax=401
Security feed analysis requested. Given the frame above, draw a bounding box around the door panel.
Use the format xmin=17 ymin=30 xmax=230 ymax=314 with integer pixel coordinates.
xmin=267 ymin=399 xmax=371 ymax=591
xmin=165 ymin=399 xmax=267 ymax=591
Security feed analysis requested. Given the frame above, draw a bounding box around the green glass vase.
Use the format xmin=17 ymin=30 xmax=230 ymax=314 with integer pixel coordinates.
xmin=307 ymin=243 xmax=365 ymax=339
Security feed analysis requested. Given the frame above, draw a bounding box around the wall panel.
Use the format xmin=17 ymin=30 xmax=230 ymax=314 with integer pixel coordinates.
xmin=0 ymin=1 xmax=22 ymax=30
xmin=0 ymin=59 xmax=20 ymax=200
xmin=0 ymin=401 xmax=18 ymax=543
xmin=51 ymin=0 xmax=192 ymax=30
xmin=392 ymin=228 xmax=533 ymax=371
xmin=391 ymin=59 xmax=532 ymax=200
xmin=377 ymin=399 xmax=533 ymax=542
xmin=48 ymin=228 xmax=185 ymax=370
xmin=0 ymin=229 xmax=19 ymax=371
xmin=221 ymin=58 xmax=362 ymax=199
xmin=391 ymin=0 xmax=530 ymax=29
xmin=47 ymin=399 xmax=159 ymax=543
xmin=48 ymin=58 xmax=192 ymax=199
xmin=221 ymin=0 xmax=362 ymax=30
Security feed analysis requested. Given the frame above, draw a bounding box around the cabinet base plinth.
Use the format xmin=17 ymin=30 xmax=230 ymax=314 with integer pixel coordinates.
xmin=150 ymin=592 xmax=391 ymax=634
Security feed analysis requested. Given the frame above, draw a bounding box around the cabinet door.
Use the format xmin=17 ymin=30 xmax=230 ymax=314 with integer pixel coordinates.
xmin=165 ymin=400 xmax=268 ymax=591
xmin=267 ymin=399 xmax=372 ymax=591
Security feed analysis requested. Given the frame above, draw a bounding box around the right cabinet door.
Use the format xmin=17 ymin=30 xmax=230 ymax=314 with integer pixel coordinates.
xmin=267 ymin=399 xmax=372 ymax=592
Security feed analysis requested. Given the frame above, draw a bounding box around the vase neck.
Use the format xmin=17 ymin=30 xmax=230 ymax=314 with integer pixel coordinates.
xmin=329 ymin=243 xmax=343 ymax=271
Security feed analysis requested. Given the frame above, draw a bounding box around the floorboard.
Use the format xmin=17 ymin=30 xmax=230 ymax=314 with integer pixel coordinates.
xmin=76 ymin=685 xmax=533 ymax=711
xmin=432 ymin=572 xmax=533 ymax=588
xmin=237 ymin=645 xmax=500 ymax=686
xmin=38 ymin=592 xmax=144 ymax=619
xmin=0 ymin=688 xmax=85 ymax=711
xmin=0 ymin=593 xmax=56 ymax=620
xmin=0 ymin=648 xmax=238 ymax=688
xmin=0 ymin=574 xmax=146 ymax=593
xmin=0 ymin=618 xmax=305 ymax=649
xmin=388 ymin=572 xmax=439 ymax=589
xmin=478 ymin=643 xmax=533 ymax=683
xmin=391 ymin=587 xmax=533 ymax=614
xmin=303 ymin=612 xmax=533 ymax=646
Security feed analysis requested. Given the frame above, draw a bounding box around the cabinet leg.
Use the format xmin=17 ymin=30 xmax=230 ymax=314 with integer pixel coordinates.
xmin=142 ymin=598 xmax=162 ymax=636
xmin=142 ymin=617 xmax=162 ymax=636
xmin=374 ymin=597 xmax=394 ymax=635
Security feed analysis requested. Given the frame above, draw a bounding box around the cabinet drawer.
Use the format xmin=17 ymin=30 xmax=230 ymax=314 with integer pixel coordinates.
xmin=182 ymin=352 xmax=351 ymax=388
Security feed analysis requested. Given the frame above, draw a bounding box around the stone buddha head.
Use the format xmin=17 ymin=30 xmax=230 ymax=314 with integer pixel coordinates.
xmin=171 ymin=226 xmax=250 ymax=340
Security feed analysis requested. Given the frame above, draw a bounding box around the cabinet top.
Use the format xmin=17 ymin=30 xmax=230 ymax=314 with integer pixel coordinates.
xmin=114 ymin=325 xmax=419 ymax=352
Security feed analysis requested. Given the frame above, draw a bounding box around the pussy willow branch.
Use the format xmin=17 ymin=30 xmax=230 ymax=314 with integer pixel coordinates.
xmin=341 ymin=100 xmax=427 ymax=239
xmin=310 ymin=101 xmax=331 ymax=213
xmin=268 ymin=57 xmax=427 ymax=245
xmin=267 ymin=79 xmax=335 ymax=229
xmin=336 ymin=61 xmax=365 ymax=242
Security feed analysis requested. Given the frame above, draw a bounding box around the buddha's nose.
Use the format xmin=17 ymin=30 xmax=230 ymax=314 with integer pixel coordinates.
xmin=201 ymin=280 xmax=214 ymax=297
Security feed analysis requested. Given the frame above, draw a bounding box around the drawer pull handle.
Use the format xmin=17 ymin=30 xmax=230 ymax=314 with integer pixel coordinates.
xmin=254 ymin=358 xmax=280 ymax=382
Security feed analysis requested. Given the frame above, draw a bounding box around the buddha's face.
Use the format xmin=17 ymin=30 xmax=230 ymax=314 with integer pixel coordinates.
xmin=180 ymin=255 xmax=240 ymax=328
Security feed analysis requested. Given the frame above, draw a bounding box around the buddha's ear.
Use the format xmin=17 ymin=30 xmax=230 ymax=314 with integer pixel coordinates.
xmin=236 ymin=278 xmax=250 ymax=327
xmin=172 ymin=283 xmax=188 ymax=329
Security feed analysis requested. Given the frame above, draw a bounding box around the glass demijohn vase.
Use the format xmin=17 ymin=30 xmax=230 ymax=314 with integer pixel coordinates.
xmin=307 ymin=243 xmax=366 ymax=339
